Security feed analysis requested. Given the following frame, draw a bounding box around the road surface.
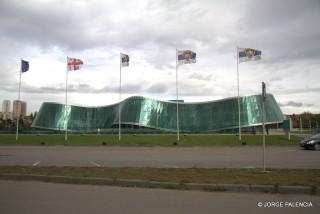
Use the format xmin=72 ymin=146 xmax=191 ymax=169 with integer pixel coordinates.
xmin=0 ymin=146 xmax=319 ymax=168
xmin=0 ymin=180 xmax=319 ymax=214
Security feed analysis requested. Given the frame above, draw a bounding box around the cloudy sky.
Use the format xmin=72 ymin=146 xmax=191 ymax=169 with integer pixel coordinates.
xmin=0 ymin=0 xmax=319 ymax=114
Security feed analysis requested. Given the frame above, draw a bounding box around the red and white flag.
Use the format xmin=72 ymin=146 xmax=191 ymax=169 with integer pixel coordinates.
xmin=67 ymin=57 xmax=83 ymax=71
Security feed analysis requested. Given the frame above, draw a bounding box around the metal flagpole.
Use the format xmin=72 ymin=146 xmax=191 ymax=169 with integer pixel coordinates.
xmin=262 ymin=98 xmax=266 ymax=171
xmin=65 ymin=57 xmax=69 ymax=141
xmin=15 ymin=60 xmax=22 ymax=141
xmin=288 ymin=118 xmax=291 ymax=141
xmin=237 ymin=47 xmax=241 ymax=141
xmin=176 ymin=49 xmax=180 ymax=142
xmin=119 ymin=53 xmax=122 ymax=141
xmin=309 ymin=119 xmax=311 ymax=130
xmin=262 ymin=82 xmax=266 ymax=172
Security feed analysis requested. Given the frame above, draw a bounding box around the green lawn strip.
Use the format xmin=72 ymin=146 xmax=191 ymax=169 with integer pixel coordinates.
xmin=291 ymin=130 xmax=315 ymax=134
xmin=0 ymin=134 xmax=300 ymax=146
xmin=0 ymin=166 xmax=318 ymax=186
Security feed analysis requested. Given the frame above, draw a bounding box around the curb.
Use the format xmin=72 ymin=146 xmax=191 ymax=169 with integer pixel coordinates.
xmin=0 ymin=173 xmax=318 ymax=196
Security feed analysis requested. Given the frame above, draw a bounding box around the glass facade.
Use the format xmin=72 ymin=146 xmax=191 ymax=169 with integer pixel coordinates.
xmin=32 ymin=94 xmax=284 ymax=132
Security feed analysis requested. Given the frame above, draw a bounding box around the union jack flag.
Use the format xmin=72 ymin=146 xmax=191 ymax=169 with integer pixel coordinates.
xmin=67 ymin=57 xmax=83 ymax=71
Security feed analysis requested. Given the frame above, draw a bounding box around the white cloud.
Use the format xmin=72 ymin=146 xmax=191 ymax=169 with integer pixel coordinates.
xmin=0 ymin=0 xmax=319 ymax=115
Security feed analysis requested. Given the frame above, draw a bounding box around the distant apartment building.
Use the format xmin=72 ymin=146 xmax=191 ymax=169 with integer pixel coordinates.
xmin=6 ymin=112 xmax=13 ymax=120
xmin=13 ymin=100 xmax=27 ymax=119
xmin=2 ymin=100 xmax=11 ymax=120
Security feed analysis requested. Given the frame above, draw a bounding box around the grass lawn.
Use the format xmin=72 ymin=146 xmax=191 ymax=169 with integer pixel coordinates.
xmin=0 ymin=134 xmax=301 ymax=146
xmin=0 ymin=166 xmax=318 ymax=186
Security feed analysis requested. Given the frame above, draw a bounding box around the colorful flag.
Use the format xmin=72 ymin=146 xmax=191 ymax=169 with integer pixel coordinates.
xmin=21 ymin=60 xmax=29 ymax=73
xmin=177 ymin=50 xmax=196 ymax=65
xmin=121 ymin=53 xmax=129 ymax=67
xmin=238 ymin=48 xmax=261 ymax=63
xmin=67 ymin=57 xmax=83 ymax=71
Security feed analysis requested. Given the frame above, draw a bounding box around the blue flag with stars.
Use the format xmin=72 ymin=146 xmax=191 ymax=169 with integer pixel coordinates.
xmin=21 ymin=60 xmax=29 ymax=73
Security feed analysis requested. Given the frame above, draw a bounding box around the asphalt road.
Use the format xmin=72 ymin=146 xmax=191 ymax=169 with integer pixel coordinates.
xmin=0 ymin=146 xmax=319 ymax=168
xmin=0 ymin=180 xmax=319 ymax=214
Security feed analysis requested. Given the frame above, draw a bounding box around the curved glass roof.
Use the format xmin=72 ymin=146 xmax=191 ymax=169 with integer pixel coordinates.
xmin=32 ymin=94 xmax=284 ymax=132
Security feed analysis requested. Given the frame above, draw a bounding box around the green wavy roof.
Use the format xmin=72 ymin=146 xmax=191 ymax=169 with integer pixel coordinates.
xmin=32 ymin=94 xmax=284 ymax=132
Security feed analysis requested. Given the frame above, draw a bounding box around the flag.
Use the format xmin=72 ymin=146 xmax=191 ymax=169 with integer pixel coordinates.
xmin=238 ymin=48 xmax=261 ymax=63
xmin=177 ymin=50 xmax=196 ymax=65
xmin=121 ymin=53 xmax=129 ymax=67
xmin=67 ymin=57 xmax=83 ymax=71
xmin=21 ymin=60 xmax=29 ymax=73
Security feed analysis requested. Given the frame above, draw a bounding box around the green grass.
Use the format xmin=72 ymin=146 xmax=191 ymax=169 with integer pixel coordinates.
xmin=0 ymin=134 xmax=301 ymax=146
xmin=0 ymin=166 xmax=318 ymax=186
xmin=291 ymin=130 xmax=319 ymax=135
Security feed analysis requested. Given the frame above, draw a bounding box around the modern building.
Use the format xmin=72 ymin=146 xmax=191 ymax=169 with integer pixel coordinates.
xmin=13 ymin=100 xmax=27 ymax=119
xmin=2 ymin=100 xmax=11 ymax=120
xmin=32 ymin=94 xmax=284 ymax=133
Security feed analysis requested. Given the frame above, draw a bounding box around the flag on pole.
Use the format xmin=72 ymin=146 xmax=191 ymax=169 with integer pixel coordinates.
xmin=238 ymin=48 xmax=261 ymax=63
xmin=67 ymin=58 xmax=83 ymax=71
xmin=177 ymin=50 xmax=196 ymax=65
xmin=121 ymin=53 xmax=129 ymax=67
xmin=21 ymin=60 xmax=29 ymax=73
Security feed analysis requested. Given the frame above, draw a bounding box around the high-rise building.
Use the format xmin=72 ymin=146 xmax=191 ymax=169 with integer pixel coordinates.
xmin=2 ymin=100 xmax=11 ymax=120
xmin=13 ymin=100 xmax=27 ymax=119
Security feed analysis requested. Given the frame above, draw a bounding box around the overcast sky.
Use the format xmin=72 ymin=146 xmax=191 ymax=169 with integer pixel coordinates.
xmin=0 ymin=0 xmax=319 ymax=115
